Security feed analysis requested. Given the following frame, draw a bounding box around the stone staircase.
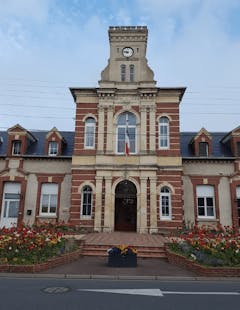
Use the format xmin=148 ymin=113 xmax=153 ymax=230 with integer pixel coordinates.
xmin=81 ymin=232 xmax=167 ymax=258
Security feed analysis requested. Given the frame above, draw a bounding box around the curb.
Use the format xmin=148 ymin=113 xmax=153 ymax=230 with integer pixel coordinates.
xmin=0 ymin=273 xmax=239 ymax=281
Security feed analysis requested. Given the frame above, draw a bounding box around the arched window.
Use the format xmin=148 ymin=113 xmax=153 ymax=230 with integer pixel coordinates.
xmin=121 ymin=64 xmax=126 ymax=82
xmin=129 ymin=64 xmax=134 ymax=82
xmin=160 ymin=186 xmax=171 ymax=220
xmin=117 ymin=112 xmax=136 ymax=154
xmin=159 ymin=117 xmax=169 ymax=149
xmin=81 ymin=186 xmax=92 ymax=217
xmin=84 ymin=117 xmax=96 ymax=149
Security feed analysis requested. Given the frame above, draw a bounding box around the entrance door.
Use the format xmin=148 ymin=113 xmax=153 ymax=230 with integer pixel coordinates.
xmin=115 ymin=180 xmax=137 ymax=231
xmin=0 ymin=182 xmax=21 ymax=228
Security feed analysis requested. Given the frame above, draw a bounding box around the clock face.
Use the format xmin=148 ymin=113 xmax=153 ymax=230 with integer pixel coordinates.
xmin=122 ymin=47 xmax=134 ymax=58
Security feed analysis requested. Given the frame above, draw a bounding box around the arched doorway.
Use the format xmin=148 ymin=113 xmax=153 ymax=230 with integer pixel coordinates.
xmin=115 ymin=180 xmax=137 ymax=231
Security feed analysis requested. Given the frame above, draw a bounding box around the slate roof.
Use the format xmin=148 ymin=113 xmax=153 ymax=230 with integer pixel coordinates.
xmin=180 ymin=132 xmax=233 ymax=158
xmin=0 ymin=130 xmax=235 ymax=158
xmin=0 ymin=131 xmax=75 ymax=157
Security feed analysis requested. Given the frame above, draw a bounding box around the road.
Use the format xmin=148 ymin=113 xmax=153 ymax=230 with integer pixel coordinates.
xmin=0 ymin=277 xmax=239 ymax=310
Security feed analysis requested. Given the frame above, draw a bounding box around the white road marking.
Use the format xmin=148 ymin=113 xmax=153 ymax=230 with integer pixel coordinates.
xmin=78 ymin=289 xmax=163 ymax=296
xmin=78 ymin=288 xmax=240 ymax=297
xmin=164 ymin=291 xmax=240 ymax=296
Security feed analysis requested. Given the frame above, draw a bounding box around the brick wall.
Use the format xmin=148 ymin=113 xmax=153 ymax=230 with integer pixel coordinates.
xmin=166 ymin=249 xmax=240 ymax=277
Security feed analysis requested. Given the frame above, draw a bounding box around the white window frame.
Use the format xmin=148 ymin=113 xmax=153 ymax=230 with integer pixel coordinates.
xmin=12 ymin=140 xmax=21 ymax=155
xmin=160 ymin=187 xmax=172 ymax=220
xmin=0 ymin=182 xmax=21 ymax=228
xmin=199 ymin=142 xmax=209 ymax=157
xmin=84 ymin=118 xmax=96 ymax=149
xmin=48 ymin=141 xmax=58 ymax=156
xmin=81 ymin=186 xmax=92 ymax=218
xmin=116 ymin=112 xmax=137 ymax=155
xmin=196 ymin=185 xmax=216 ymax=219
xmin=39 ymin=183 xmax=58 ymax=217
xmin=159 ymin=117 xmax=170 ymax=149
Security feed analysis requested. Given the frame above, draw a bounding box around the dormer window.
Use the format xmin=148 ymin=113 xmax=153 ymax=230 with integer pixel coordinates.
xmin=199 ymin=142 xmax=208 ymax=157
xmin=192 ymin=128 xmax=212 ymax=157
xmin=48 ymin=141 xmax=58 ymax=156
xmin=237 ymin=142 xmax=240 ymax=157
xmin=12 ymin=140 xmax=21 ymax=155
xmin=129 ymin=65 xmax=134 ymax=82
xmin=121 ymin=64 xmax=126 ymax=82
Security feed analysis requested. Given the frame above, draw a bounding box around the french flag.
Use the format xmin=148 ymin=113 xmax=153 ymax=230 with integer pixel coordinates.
xmin=125 ymin=128 xmax=130 ymax=156
xmin=125 ymin=117 xmax=130 ymax=156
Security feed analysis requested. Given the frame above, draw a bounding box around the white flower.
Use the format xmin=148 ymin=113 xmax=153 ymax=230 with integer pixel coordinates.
xmin=9 ymin=246 xmax=12 ymax=250
xmin=190 ymin=253 xmax=196 ymax=260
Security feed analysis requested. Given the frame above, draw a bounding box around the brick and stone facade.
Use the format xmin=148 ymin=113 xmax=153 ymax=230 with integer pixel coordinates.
xmin=0 ymin=26 xmax=240 ymax=233
xmin=69 ymin=26 xmax=185 ymax=233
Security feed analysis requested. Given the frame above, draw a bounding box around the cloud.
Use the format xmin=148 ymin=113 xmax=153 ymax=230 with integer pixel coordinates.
xmin=116 ymin=8 xmax=132 ymax=25
xmin=0 ymin=0 xmax=51 ymax=22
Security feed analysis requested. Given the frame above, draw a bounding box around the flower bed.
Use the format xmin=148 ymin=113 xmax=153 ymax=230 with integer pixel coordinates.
xmin=107 ymin=245 xmax=137 ymax=267
xmin=167 ymin=226 xmax=240 ymax=276
xmin=166 ymin=249 xmax=240 ymax=277
xmin=0 ymin=226 xmax=80 ymax=271
xmin=0 ymin=249 xmax=81 ymax=273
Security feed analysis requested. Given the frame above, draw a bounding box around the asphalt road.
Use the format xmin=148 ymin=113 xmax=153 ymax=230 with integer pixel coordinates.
xmin=0 ymin=277 xmax=239 ymax=310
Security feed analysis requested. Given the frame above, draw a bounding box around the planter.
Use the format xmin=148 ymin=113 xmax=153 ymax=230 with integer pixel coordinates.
xmin=0 ymin=250 xmax=81 ymax=273
xmin=108 ymin=254 xmax=137 ymax=267
xmin=166 ymin=248 xmax=240 ymax=277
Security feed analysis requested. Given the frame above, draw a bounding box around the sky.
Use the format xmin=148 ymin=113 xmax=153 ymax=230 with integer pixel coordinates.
xmin=0 ymin=0 xmax=240 ymax=133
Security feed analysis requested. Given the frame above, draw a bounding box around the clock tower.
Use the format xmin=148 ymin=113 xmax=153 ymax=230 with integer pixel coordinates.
xmin=70 ymin=26 xmax=185 ymax=234
xmin=99 ymin=26 xmax=156 ymax=88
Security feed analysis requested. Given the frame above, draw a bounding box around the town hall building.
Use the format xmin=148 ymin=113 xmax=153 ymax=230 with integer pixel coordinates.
xmin=0 ymin=26 xmax=240 ymax=233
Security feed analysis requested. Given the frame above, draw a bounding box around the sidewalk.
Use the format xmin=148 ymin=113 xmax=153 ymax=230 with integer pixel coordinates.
xmin=38 ymin=256 xmax=197 ymax=278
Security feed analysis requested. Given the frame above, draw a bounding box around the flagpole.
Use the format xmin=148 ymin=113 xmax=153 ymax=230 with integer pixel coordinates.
xmin=124 ymin=113 xmax=130 ymax=180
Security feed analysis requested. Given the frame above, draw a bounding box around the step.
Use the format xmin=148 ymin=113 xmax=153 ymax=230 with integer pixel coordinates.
xmin=82 ymin=244 xmax=166 ymax=258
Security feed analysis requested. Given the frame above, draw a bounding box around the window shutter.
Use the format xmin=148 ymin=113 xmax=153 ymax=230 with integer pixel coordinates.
xmin=197 ymin=185 xmax=214 ymax=196
xmin=41 ymin=183 xmax=58 ymax=195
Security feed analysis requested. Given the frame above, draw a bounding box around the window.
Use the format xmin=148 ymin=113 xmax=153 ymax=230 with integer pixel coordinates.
xmin=117 ymin=112 xmax=136 ymax=154
xmin=0 ymin=182 xmax=21 ymax=228
xmin=12 ymin=140 xmax=21 ymax=155
xmin=159 ymin=117 xmax=169 ymax=149
xmin=199 ymin=142 xmax=208 ymax=156
xmin=196 ymin=185 xmax=215 ymax=219
xmin=160 ymin=186 xmax=172 ymax=220
xmin=236 ymin=187 xmax=240 ymax=226
xmin=81 ymin=186 xmax=92 ymax=217
xmin=121 ymin=64 xmax=126 ymax=82
xmin=39 ymin=183 xmax=58 ymax=216
xmin=84 ymin=117 xmax=96 ymax=149
xmin=48 ymin=141 xmax=58 ymax=156
xmin=129 ymin=64 xmax=134 ymax=82
xmin=237 ymin=142 xmax=240 ymax=157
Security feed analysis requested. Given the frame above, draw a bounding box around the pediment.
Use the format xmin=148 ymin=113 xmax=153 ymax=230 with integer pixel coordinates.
xmin=7 ymin=124 xmax=36 ymax=142
xmin=46 ymin=127 xmax=63 ymax=140
xmin=8 ymin=124 xmax=27 ymax=134
xmin=193 ymin=127 xmax=212 ymax=141
xmin=232 ymin=126 xmax=240 ymax=136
